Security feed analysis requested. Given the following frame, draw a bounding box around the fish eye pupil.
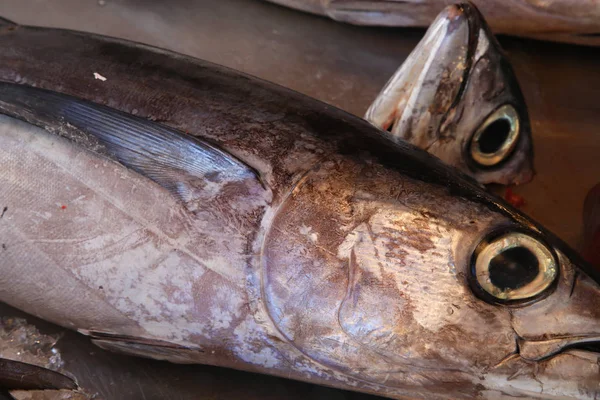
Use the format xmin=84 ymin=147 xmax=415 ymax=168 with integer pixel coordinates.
xmin=478 ymin=118 xmax=511 ymax=154
xmin=472 ymin=232 xmax=558 ymax=303
xmin=488 ymin=246 xmax=539 ymax=290
xmin=470 ymin=105 xmax=520 ymax=167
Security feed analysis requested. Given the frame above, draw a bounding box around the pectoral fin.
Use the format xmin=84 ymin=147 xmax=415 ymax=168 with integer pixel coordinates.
xmin=84 ymin=331 xmax=205 ymax=364
xmin=0 ymin=83 xmax=263 ymax=211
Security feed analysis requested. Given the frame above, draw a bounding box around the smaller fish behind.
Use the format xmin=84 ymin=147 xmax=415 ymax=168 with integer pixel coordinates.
xmin=365 ymin=3 xmax=534 ymax=186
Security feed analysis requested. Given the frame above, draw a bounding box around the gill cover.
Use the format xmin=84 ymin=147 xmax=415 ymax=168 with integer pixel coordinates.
xmin=365 ymin=3 xmax=534 ymax=185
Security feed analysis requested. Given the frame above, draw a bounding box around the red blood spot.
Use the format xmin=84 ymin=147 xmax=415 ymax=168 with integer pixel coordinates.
xmin=61 ymin=205 xmax=67 ymax=210
xmin=504 ymin=187 xmax=525 ymax=208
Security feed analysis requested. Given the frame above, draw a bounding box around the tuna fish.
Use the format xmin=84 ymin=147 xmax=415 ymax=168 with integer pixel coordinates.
xmin=365 ymin=4 xmax=534 ymax=185
xmin=0 ymin=15 xmax=598 ymax=400
xmin=265 ymin=0 xmax=600 ymax=46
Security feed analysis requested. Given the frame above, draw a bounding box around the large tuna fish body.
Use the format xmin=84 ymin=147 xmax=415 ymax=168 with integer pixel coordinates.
xmin=0 ymin=16 xmax=598 ymax=400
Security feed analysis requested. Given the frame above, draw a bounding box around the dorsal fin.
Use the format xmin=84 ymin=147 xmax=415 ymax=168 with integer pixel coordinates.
xmin=0 ymin=83 xmax=262 ymax=210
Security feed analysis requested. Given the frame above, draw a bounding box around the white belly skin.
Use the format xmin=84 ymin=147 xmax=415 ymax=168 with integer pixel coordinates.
xmin=0 ymin=115 xmax=259 ymax=358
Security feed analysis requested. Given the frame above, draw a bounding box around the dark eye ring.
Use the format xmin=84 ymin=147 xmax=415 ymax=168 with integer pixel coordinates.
xmin=470 ymin=105 xmax=520 ymax=167
xmin=470 ymin=230 xmax=558 ymax=304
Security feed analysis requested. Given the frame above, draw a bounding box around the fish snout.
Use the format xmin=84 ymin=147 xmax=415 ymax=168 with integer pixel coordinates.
xmin=513 ymin=271 xmax=600 ymax=361
xmin=364 ymin=3 xmax=472 ymax=143
xmin=519 ymin=336 xmax=600 ymax=361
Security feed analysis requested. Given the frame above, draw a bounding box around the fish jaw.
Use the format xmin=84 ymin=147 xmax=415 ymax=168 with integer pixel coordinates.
xmin=511 ymin=253 xmax=600 ymax=359
xmin=482 ymin=255 xmax=600 ymax=398
xmin=365 ymin=3 xmax=534 ymax=186
xmin=481 ymin=350 xmax=600 ymax=399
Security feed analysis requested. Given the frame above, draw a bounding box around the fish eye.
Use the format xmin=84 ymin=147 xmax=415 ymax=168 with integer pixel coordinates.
xmin=470 ymin=231 xmax=558 ymax=304
xmin=469 ymin=105 xmax=520 ymax=167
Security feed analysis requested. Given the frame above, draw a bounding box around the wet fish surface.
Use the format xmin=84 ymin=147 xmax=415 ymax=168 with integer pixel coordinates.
xmin=0 ymin=16 xmax=598 ymax=400
xmin=265 ymin=0 xmax=600 ymax=46
xmin=365 ymin=3 xmax=534 ymax=185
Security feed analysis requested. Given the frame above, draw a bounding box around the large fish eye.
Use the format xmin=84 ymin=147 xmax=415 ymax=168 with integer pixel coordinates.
xmin=470 ymin=231 xmax=558 ymax=304
xmin=470 ymin=105 xmax=520 ymax=167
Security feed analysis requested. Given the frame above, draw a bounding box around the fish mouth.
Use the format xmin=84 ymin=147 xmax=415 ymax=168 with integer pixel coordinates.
xmin=518 ymin=336 xmax=600 ymax=361
xmin=570 ymin=340 xmax=600 ymax=354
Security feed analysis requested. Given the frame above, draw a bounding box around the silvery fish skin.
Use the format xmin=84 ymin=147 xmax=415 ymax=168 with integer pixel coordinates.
xmin=0 ymin=18 xmax=598 ymax=400
xmin=265 ymin=0 xmax=600 ymax=46
xmin=366 ymin=4 xmax=534 ymax=185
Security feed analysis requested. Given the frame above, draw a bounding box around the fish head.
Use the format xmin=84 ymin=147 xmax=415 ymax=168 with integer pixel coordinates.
xmin=365 ymin=3 xmax=534 ymax=185
xmin=501 ymin=250 xmax=600 ymax=396
xmin=464 ymin=224 xmax=600 ymax=393
xmin=341 ymin=191 xmax=600 ymax=397
xmin=265 ymin=153 xmax=598 ymax=398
